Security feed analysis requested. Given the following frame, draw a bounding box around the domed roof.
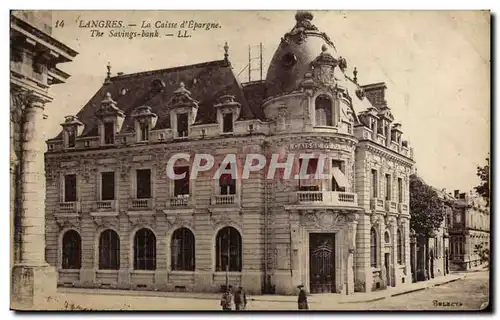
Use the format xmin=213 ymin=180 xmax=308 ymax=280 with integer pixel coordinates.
xmin=265 ymin=11 xmax=339 ymax=98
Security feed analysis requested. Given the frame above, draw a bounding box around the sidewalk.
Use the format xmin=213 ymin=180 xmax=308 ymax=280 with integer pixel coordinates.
xmin=58 ymin=267 xmax=486 ymax=306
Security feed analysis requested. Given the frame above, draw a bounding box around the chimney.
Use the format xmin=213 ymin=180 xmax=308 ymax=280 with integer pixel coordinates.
xmin=454 ymin=190 xmax=460 ymax=198
xmin=360 ymin=82 xmax=387 ymax=109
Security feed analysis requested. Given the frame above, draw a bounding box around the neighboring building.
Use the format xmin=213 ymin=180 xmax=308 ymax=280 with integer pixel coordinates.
xmin=449 ymin=190 xmax=490 ymax=271
xmin=10 ymin=10 xmax=77 ymax=308
xmin=44 ymin=11 xmax=414 ymax=295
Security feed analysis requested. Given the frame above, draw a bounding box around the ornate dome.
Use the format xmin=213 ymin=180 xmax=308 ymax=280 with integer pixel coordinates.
xmin=265 ymin=11 xmax=339 ymax=98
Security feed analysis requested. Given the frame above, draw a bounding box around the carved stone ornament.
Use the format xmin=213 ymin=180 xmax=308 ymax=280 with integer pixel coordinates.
xmin=370 ymin=214 xmax=383 ymax=226
xmin=167 ymin=213 xmax=194 ymax=229
xmin=79 ymin=158 xmax=96 ymax=183
xmin=167 ymin=82 xmax=199 ymax=109
xmin=45 ymin=162 xmax=60 ymax=184
xmin=55 ymin=215 xmax=81 ymax=231
xmin=210 ymin=213 xmax=240 ymax=229
xmin=118 ymin=156 xmax=132 ymax=181
xmin=128 ymin=214 xmax=155 ymax=229
xmin=92 ymin=215 xmax=119 ymax=230
xmin=303 ymin=210 xmax=345 ymax=231
xmin=385 ymin=215 xmax=397 ymax=227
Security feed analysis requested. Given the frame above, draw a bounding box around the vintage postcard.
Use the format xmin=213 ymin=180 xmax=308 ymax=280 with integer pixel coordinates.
xmin=9 ymin=10 xmax=490 ymax=311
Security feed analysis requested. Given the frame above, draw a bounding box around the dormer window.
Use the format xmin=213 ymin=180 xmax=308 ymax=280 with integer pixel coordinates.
xmin=95 ymin=92 xmax=125 ymax=147
xmin=67 ymin=130 xmax=76 ymax=148
xmin=132 ymin=106 xmax=158 ymax=143
xmin=60 ymin=115 xmax=84 ymax=150
xmin=104 ymin=122 xmax=115 ymax=145
xmin=315 ymin=95 xmax=333 ymax=126
xmin=177 ymin=113 xmax=189 ymax=137
xmin=223 ymin=113 xmax=233 ymax=133
xmin=139 ymin=122 xmax=149 ymax=142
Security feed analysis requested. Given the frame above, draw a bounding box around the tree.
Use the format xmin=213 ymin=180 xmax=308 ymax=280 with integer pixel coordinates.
xmin=474 ymin=156 xmax=490 ymax=205
xmin=409 ymin=174 xmax=446 ymax=237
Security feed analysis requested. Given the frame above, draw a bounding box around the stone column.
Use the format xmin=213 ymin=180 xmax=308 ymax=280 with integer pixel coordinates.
xmin=12 ymin=99 xmax=57 ymax=309
xmin=378 ymin=216 xmax=387 ymax=287
xmin=388 ymin=216 xmax=397 ymax=287
xmin=345 ymin=213 xmax=358 ymax=295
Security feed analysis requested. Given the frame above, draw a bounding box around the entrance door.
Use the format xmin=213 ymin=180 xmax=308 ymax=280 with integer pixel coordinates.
xmin=384 ymin=252 xmax=391 ymax=287
xmin=309 ymin=233 xmax=335 ymax=293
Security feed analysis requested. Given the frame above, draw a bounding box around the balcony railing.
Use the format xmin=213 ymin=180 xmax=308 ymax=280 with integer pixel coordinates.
xmin=295 ymin=191 xmax=358 ymax=207
xmin=398 ymin=203 xmax=409 ymax=214
xmin=92 ymin=200 xmax=117 ymax=212
xmin=370 ymin=198 xmax=385 ymax=211
xmin=211 ymin=194 xmax=237 ymax=206
xmin=386 ymin=200 xmax=398 ymax=213
xmin=58 ymin=202 xmax=80 ymax=214
xmin=167 ymin=195 xmax=191 ymax=207
xmin=129 ymin=198 xmax=154 ymax=210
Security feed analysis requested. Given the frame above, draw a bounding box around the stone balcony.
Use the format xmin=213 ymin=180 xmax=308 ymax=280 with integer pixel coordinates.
xmin=385 ymin=200 xmax=399 ymax=214
xmin=370 ymin=198 xmax=385 ymax=211
xmin=128 ymin=198 xmax=155 ymax=211
xmin=86 ymin=200 xmax=119 ymax=214
xmin=57 ymin=201 xmax=80 ymax=214
xmin=211 ymin=195 xmax=239 ymax=206
xmin=166 ymin=195 xmax=193 ymax=208
xmin=293 ymin=191 xmax=358 ymax=208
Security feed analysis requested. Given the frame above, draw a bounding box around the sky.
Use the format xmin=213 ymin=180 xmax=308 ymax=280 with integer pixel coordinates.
xmin=45 ymin=10 xmax=490 ymax=194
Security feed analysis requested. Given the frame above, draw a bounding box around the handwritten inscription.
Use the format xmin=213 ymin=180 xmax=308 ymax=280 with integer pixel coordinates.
xmin=60 ymin=19 xmax=222 ymax=39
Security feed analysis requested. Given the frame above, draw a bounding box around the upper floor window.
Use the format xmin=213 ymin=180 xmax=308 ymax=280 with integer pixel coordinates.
xmin=139 ymin=122 xmax=149 ymax=142
xmin=67 ymin=131 xmax=76 ymax=148
xmin=370 ymin=227 xmax=377 ymax=268
xmin=223 ymin=113 xmax=233 ymax=133
xmin=177 ymin=113 xmax=189 ymax=137
xmin=371 ymin=169 xmax=378 ymax=198
xmin=101 ymin=172 xmax=115 ymax=201
xmin=315 ymin=95 xmax=333 ymax=126
xmin=298 ymin=158 xmax=319 ymax=190
xmin=103 ymin=122 xmax=115 ymax=145
xmin=331 ymin=160 xmax=347 ymax=192
xmin=174 ymin=166 xmax=190 ymax=196
xmin=385 ymin=174 xmax=392 ymax=201
xmin=136 ymin=169 xmax=151 ymax=199
xmin=398 ymin=177 xmax=403 ymax=203
xmin=64 ymin=174 xmax=77 ymax=202
xmin=219 ymin=163 xmax=236 ymax=195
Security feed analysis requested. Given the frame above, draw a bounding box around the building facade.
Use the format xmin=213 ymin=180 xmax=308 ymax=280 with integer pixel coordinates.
xmin=10 ymin=10 xmax=77 ymax=308
xmin=44 ymin=11 xmax=414 ymax=295
xmin=449 ymin=191 xmax=490 ymax=271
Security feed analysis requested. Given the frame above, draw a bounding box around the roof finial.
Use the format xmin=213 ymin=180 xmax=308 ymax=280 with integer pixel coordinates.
xmin=223 ymin=42 xmax=229 ymax=64
xmin=321 ymin=44 xmax=328 ymax=53
xmin=106 ymin=62 xmax=111 ymax=78
xmin=353 ymin=67 xmax=358 ymax=83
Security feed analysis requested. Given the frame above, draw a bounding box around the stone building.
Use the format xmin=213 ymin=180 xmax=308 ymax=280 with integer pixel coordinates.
xmin=449 ymin=190 xmax=490 ymax=270
xmin=10 ymin=10 xmax=77 ymax=308
xmin=44 ymin=11 xmax=414 ymax=295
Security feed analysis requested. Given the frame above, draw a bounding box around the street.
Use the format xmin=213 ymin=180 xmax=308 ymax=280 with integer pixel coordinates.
xmin=53 ymin=270 xmax=490 ymax=311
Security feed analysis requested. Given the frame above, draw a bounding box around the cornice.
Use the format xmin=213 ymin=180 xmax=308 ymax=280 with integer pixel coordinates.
xmin=358 ymin=140 xmax=414 ymax=166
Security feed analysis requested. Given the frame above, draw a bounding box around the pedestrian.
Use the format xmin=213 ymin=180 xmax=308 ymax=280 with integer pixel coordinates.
xmin=297 ymin=285 xmax=308 ymax=310
xmin=220 ymin=287 xmax=233 ymax=311
xmin=234 ymin=286 xmax=247 ymax=310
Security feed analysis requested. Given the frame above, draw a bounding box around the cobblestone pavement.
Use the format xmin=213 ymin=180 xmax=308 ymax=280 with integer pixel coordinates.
xmin=51 ymin=270 xmax=490 ymax=311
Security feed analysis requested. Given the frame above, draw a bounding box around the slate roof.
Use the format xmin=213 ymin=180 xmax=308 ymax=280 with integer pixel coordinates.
xmin=51 ymin=60 xmax=263 ymax=140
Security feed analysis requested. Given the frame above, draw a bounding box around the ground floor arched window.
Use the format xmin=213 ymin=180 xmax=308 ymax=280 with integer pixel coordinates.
xmin=134 ymin=228 xmax=156 ymax=270
xmin=62 ymin=230 xmax=81 ymax=269
xmin=216 ymin=226 xmax=242 ymax=272
xmin=171 ymin=227 xmax=195 ymax=271
xmin=370 ymin=227 xmax=377 ymax=268
xmin=99 ymin=229 xmax=120 ymax=270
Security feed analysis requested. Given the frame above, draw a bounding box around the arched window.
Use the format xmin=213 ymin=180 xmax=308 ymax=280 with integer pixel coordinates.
xmin=99 ymin=229 xmax=120 ymax=270
xmin=134 ymin=228 xmax=156 ymax=270
xmin=370 ymin=227 xmax=377 ymax=268
xmin=171 ymin=228 xmax=195 ymax=271
xmin=384 ymin=231 xmax=390 ymax=243
xmin=397 ymin=229 xmax=403 ymax=265
xmin=315 ymin=95 xmax=333 ymax=126
xmin=62 ymin=230 xmax=81 ymax=269
xmin=216 ymin=227 xmax=242 ymax=272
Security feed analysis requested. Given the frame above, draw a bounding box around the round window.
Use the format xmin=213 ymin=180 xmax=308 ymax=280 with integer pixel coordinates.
xmin=282 ymin=52 xmax=297 ymax=69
